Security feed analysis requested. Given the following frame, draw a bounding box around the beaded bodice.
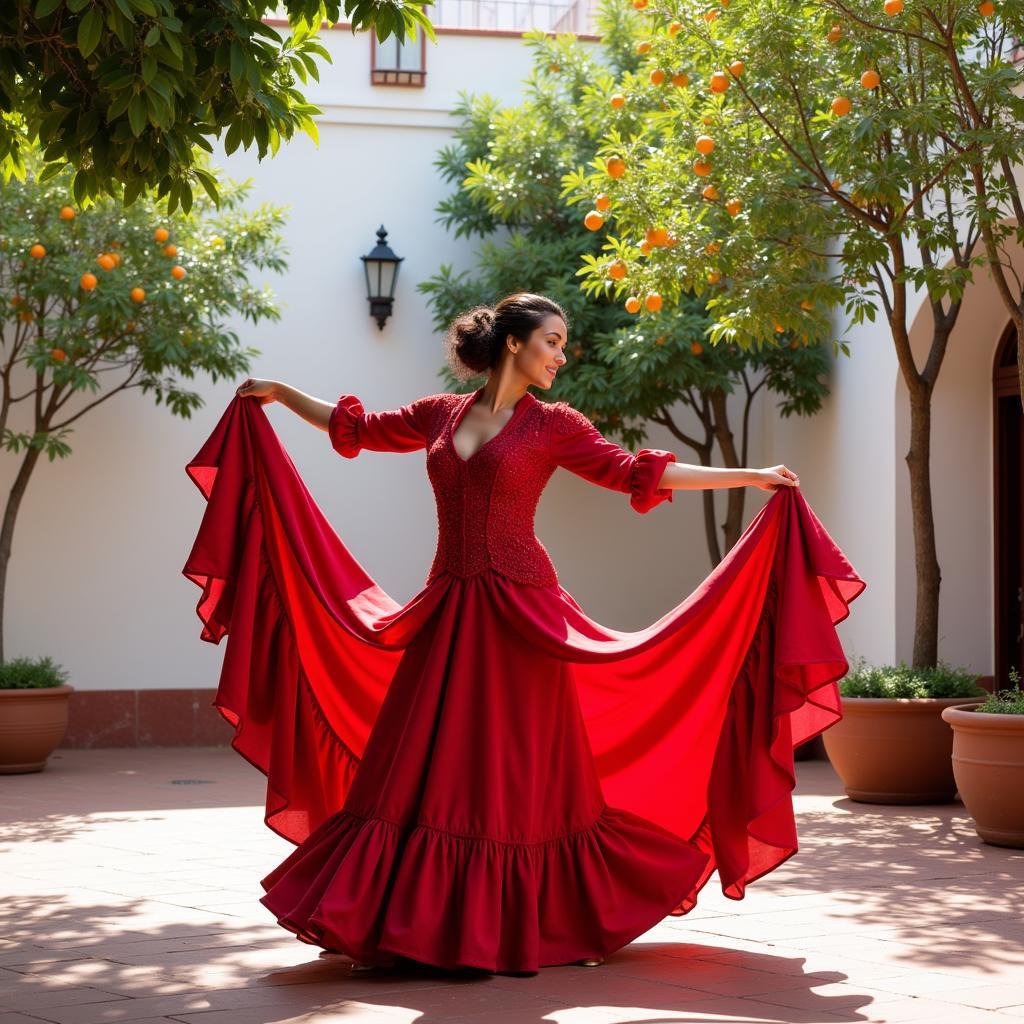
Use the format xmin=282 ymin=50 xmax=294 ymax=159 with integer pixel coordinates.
xmin=328 ymin=387 xmax=678 ymax=588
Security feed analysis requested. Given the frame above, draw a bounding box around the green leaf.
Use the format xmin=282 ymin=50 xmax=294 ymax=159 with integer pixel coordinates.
xmin=37 ymin=161 xmax=67 ymax=183
xmin=128 ymin=0 xmax=157 ymax=14
xmin=66 ymin=0 xmax=90 ymax=11
xmin=230 ymin=40 xmax=244 ymax=89
xmin=113 ymin=0 xmax=134 ymax=18
xmin=144 ymin=24 xmax=160 ymax=45
xmin=193 ymin=168 xmax=220 ymax=203
xmin=34 ymin=0 xmax=64 ymax=18
xmin=141 ymin=53 xmax=157 ymax=83
xmin=77 ymin=7 xmax=103 ymax=58
xmin=224 ymin=119 xmax=242 ymax=154
xmin=128 ymin=91 xmax=147 ymax=136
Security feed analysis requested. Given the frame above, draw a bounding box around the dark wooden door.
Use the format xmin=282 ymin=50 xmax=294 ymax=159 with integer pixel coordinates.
xmin=994 ymin=323 xmax=1023 ymax=690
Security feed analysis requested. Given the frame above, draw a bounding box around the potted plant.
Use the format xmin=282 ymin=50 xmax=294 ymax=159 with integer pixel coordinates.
xmin=942 ymin=667 xmax=1024 ymax=848
xmin=822 ymin=657 xmax=987 ymax=804
xmin=0 ymin=656 xmax=73 ymax=773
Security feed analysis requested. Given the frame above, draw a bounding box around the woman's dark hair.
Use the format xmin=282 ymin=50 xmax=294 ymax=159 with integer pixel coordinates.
xmin=444 ymin=293 xmax=568 ymax=382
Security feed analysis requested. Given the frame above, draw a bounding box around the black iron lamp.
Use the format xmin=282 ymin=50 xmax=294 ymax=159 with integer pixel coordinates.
xmin=361 ymin=225 xmax=404 ymax=331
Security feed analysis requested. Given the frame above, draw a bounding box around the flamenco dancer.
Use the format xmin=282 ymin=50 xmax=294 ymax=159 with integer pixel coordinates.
xmin=183 ymin=291 xmax=865 ymax=976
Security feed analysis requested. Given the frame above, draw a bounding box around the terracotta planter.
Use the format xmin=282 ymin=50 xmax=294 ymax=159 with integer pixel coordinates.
xmin=942 ymin=703 xmax=1024 ymax=848
xmin=822 ymin=697 xmax=970 ymax=803
xmin=0 ymin=685 xmax=74 ymax=773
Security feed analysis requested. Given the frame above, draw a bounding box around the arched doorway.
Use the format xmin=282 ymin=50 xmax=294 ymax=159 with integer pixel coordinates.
xmin=994 ymin=322 xmax=1022 ymax=687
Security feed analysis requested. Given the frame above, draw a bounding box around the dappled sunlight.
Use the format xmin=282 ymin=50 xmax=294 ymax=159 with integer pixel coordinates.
xmin=1 ymin=750 xmax=1022 ymax=1022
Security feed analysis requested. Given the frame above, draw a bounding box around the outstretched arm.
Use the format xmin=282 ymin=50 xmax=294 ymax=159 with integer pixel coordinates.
xmin=235 ymin=379 xmax=333 ymax=430
xmin=658 ymin=462 xmax=800 ymax=492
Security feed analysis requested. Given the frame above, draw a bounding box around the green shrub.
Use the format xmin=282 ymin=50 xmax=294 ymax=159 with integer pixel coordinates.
xmin=975 ymin=666 xmax=1024 ymax=715
xmin=0 ymin=655 xmax=69 ymax=689
xmin=838 ymin=655 xmax=986 ymax=699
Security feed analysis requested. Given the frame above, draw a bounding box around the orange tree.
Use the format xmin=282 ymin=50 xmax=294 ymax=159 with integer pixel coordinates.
xmin=565 ymin=0 xmax=1023 ymax=668
xmin=0 ymin=147 xmax=287 ymax=660
xmin=420 ymin=0 xmax=831 ymax=568
xmin=0 ymin=0 xmax=436 ymax=210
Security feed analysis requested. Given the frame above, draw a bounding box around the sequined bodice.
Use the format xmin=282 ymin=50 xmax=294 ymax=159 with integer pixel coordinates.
xmin=328 ymin=387 xmax=678 ymax=588
xmin=423 ymin=391 xmax=560 ymax=586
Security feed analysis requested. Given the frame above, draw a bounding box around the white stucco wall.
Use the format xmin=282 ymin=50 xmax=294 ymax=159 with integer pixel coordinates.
xmin=6 ymin=25 xmax=765 ymax=690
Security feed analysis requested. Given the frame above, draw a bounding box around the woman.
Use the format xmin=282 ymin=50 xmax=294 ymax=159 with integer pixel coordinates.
xmin=185 ymin=292 xmax=863 ymax=976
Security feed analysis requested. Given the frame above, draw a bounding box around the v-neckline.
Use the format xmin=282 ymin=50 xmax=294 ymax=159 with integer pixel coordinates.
xmin=449 ymin=386 xmax=533 ymax=464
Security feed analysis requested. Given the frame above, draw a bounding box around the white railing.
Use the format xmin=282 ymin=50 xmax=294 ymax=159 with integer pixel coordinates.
xmin=427 ymin=0 xmax=598 ymax=34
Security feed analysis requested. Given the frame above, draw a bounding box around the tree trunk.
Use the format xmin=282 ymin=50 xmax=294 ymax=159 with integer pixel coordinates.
xmin=905 ymin=381 xmax=940 ymax=668
xmin=0 ymin=445 xmax=43 ymax=663
xmin=709 ymin=388 xmax=746 ymax=555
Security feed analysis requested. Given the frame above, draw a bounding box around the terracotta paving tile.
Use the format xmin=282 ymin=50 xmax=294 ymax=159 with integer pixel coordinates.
xmin=3 ymin=751 xmax=1023 ymax=1024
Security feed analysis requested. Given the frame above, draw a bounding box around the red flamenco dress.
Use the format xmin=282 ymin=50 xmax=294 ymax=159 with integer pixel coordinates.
xmin=182 ymin=386 xmax=865 ymax=974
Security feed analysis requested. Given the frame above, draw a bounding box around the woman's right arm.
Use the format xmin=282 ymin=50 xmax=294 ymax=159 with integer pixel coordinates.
xmin=235 ymin=379 xmax=333 ymax=431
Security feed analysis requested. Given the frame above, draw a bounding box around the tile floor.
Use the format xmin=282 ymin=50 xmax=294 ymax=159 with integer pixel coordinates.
xmin=1 ymin=748 xmax=1022 ymax=1023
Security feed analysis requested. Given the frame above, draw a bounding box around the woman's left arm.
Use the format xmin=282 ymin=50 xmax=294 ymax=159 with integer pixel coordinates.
xmin=657 ymin=462 xmax=800 ymax=492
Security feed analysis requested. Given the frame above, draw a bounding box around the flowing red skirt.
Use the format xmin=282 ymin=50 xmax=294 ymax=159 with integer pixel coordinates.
xmin=182 ymin=398 xmax=865 ymax=973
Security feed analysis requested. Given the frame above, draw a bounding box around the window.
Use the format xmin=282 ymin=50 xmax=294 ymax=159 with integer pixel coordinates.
xmin=371 ymin=33 xmax=426 ymax=86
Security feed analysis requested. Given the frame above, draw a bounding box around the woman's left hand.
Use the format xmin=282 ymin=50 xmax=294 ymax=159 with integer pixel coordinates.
xmin=752 ymin=465 xmax=800 ymax=491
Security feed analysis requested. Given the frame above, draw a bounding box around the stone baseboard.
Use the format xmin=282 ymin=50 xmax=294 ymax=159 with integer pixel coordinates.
xmin=59 ymin=689 xmax=232 ymax=748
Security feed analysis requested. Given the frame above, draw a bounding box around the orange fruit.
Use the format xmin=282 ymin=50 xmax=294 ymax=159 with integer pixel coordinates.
xmin=831 ymin=177 xmax=842 ymax=189
xmin=696 ymin=134 xmax=715 ymax=155
xmin=59 ymin=206 xmax=75 ymax=220
xmin=790 ymin=340 xmax=800 ymax=349
xmin=10 ymin=295 xmax=21 ymax=306
xmin=584 ymin=211 xmax=605 ymax=231
xmin=664 ymin=232 xmax=678 ymax=247
xmin=693 ymin=157 xmax=712 ymax=176
xmin=707 ymin=270 xmax=721 ymax=283
xmin=650 ymin=68 xmax=665 ymax=85
xmin=30 ymin=243 xmax=46 ymax=259
xmin=773 ymin=322 xmax=784 ymax=333
xmin=978 ymin=0 xmax=994 ymax=14
xmin=827 ymin=24 xmax=842 ymax=42
xmin=648 ymin=226 xmax=669 ymax=246
xmin=703 ymin=8 xmax=719 ymax=21
xmin=710 ymin=70 xmax=729 ymax=92
xmin=668 ymin=20 xmax=682 ymax=35
xmin=608 ymin=260 xmax=628 ymax=280
xmin=640 ymin=241 xmax=653 ymax=256
xmin=691 ymin=340 xmax=704 ymax=355
xmin=80 ymin=272 xmax=98 ymax=290
xmin=645 ymin=291 xmax=662 ymax=312
xmin=171 ymin=265 xmax=186 ymax=280
xmin=671 ymin=72 xmax=690 ymax=88
xmin=164 ymin=243 xmax=178 ymax=257
xmin=884 ymin=0 xmax=903 ymax=14
xmin=800 ymin=298 xmax=813 ymax=310
xmin=625 ymin=296 xmax=641 ymax=313
xmin=861 ymin=69 xmax=880 ymax=89
xmin=96 ymin=254 xmax=116 ymax=271
xmin=610 ymin=93 xmax=626 ymax=109
xmin=130 ymin=286 xmax=146 ymax=302
xmin=126 ymin=321 xmax=135 ymax=330
xmin=51 ymin=347 xmax=66 ymax=361
xmin=831 ymin=95 xmax=852 ymax=116
xmin=606 ymin=156 xmax=626 ymax=178
xmin=702 ymin=115 xmax=714 ymax=125
xmin=633 ymin=0 xmax=648 ymax=8
xmin=18 ymin=309 xmax=34 ymax=322
xmin=107 ymin=252 xmax=121 ymax=266
xmin=154 ymin=227 xmax=169 ymax=243
xmin=729 ymin=60 xmax=745 ymax=77
xmin=636 ymin=40 xmax=652 ymax=55
xmin=595 ymin=193 xmax=611 ymax=211
xmin=702 ymin=184 xmax=720 ymax=200
xmin=548 ymin=62 xmax=562 ymax=72
xmin=705 ymin=240 xmax=721 ymax=254
xmin=725 ymin=198 xmax=742 ymax=216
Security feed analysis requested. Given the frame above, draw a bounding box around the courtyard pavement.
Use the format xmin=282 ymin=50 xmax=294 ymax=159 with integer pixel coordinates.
xmin=1 ymin=747 xmax=1022 ymax=1024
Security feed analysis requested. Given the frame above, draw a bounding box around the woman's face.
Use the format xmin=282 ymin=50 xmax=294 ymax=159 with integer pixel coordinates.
xmin=508 ymin=314 xmax=568 ymax=390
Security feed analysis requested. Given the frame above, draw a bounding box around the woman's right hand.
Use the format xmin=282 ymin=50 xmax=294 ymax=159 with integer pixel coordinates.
xmin=235 ymin=378 xmax=279 ymax=405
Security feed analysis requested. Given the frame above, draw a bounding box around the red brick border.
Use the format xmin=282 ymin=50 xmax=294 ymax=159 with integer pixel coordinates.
xmin=60 ymin=689 xmax=231 ymax=749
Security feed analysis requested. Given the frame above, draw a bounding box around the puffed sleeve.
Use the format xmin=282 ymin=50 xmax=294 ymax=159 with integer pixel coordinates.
xmin=549 ymin=403 xmax=676 ymax=513
xmin=328 ymin=394 xmax=430 ymax=458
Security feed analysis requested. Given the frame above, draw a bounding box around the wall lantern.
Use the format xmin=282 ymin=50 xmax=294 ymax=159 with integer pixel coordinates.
xmin=361 ymin=225 xmax=404 ymax=331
